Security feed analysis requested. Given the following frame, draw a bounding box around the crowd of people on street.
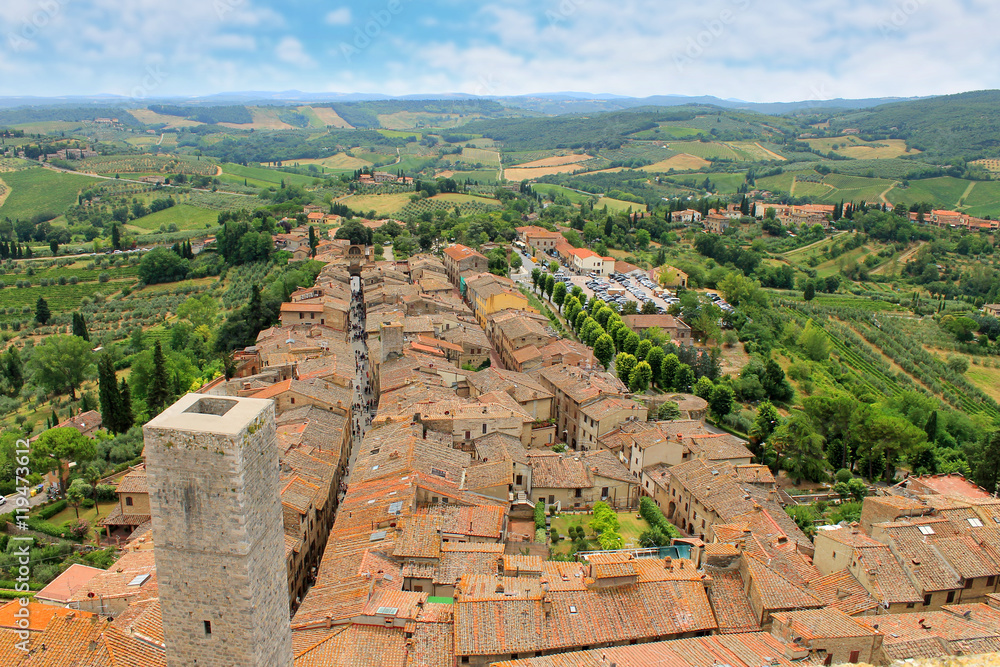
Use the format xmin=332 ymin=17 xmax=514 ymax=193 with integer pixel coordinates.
xmin=349 ymin=278 xmax=374 ymax=453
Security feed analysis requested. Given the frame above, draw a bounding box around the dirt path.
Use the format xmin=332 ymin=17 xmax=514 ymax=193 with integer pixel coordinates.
xmin=872 ymin=241 xmax=925 ymax=276
xmin=754 ymin=142 xmax=786 ymax=161
xmin=0 ymin=176 xmax=9 ymax=208
xmin=878 ymin=182 xmax=898 ymax=206
xmin=789 ymin=176 xmax=797 ymax=196
xmin=958 ymin=181 xmax=976 ymax=207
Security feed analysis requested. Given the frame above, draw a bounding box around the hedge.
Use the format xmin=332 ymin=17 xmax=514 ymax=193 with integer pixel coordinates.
xmin=0 ymin=580 xmax=43 ymax=591
xmin=639 ymin=497 xmax=682 ymax=540
xmin=25 ymin=517 xmax=80 ymax=542
xmin=35 ymin=500 xmax=68 ymax=521
xmin=0 ymin=590 xmax=36 ymax=600
xmin=533 ymin=502 xmax=546 ymax=531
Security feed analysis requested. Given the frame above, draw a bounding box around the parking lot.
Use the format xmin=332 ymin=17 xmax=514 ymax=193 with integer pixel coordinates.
xmin=568 ymin=271 xmax=678 ymax=314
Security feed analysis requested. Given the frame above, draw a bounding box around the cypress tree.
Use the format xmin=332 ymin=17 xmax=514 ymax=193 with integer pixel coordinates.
xmin=118 ymin=379 xmax=134 ymax=432
xmin=111 ymin=223 xmax=121 ymax=250
xmin=35 ymin=296 xmax=51 ymax=325
xmin=98 ymin=354 xmax=122 ymax=433
xmin=4 ymin=348 xmax=24 ymax=396
xmin=148 ymin=341 xmax=171 ymax=415
xmin=72 ymin=313 xmax=90 ymax=341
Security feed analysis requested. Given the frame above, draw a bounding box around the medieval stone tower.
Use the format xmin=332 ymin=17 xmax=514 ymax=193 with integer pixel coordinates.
xmin=144 ymin=394 xmax=293 ymax=667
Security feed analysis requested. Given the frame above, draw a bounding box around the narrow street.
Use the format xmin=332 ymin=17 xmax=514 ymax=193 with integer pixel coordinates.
xmin=348 ymin=275 xmax=375 ymax=471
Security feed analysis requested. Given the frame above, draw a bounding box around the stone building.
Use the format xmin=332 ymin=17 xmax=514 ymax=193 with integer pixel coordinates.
xmin=144 ymin=394 xmax=293 ymax=667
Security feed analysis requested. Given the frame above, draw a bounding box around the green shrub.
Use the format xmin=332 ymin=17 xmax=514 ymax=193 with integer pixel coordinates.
xmin=0 ymin=590 xmax=36 ymax=600
xmin=81 ymin=498 xmax=95 ymax=509
xmin=534 ymin=502 xmax=546 ymax=531
xmin=535 ymin=528 xmax=547 ymax=543
xmin=639 ymin=497 xmax=682 ymax=539
xmin=35 ymin=500 xmax=68 ymax=521
xmin=834 ymin=468 xmax=853 ymax=484
xmin=549 ymin=528 xmax=560 ymax=543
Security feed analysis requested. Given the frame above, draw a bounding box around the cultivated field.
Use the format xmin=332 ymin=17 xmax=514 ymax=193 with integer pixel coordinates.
xmin=305 ymin=106 xmax=353 ymax=128
xmin=341 ymin=193 xmax=414 ymax=216
xmin=125 ymin=204 xmax=221 ymax=231
xmin=806 ymin=136 xmax=916 ymax=159
xmin=460 ymin=147 xmax=501 ymax=165
xmin=640 ymin=153 xmax=711 ymax=172
xmin=0 ymin=168 xmax=100 ymax=221
xmin=293 ymin=154 xmax=373 ymax=170
xmin=76 ymin=154 xmax=218 ymax=176
xmin=129 ymin=109 xmax=203 ymax=129
xmin=596 ymin=196 xmax=641 ymax=213
xmin=505 ymin=155 xmax=595 ymax=180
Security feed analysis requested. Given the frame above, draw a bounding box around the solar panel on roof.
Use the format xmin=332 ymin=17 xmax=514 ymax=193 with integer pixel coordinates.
xmin=375 ymin=607 xmax=398 ymax=616
xmin=388 ymin=501 xmax=403 ymax=515
xmin=127 ymin=574 xmax=150 ymax=587
xmin=370 ymin=530 xmax=387 ymax=541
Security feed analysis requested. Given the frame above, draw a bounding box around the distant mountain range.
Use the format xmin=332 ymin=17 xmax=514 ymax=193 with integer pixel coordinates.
xmin=0 ymin=91 xmax=928 ymax=116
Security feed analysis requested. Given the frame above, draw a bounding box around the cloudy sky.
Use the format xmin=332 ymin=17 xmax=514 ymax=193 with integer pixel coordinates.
xmin=0 ymin=0 xmax=993 ymax=102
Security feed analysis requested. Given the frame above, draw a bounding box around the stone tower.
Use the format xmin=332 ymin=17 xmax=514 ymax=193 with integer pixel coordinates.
xmin=381 ymin=321 xmax=404 ymax=363
xmin=144 ymin=394 xmax=293 ymax=667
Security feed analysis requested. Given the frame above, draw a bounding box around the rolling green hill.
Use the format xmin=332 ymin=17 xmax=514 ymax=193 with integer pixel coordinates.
xmin=0 ymin=167 xmax=100 ymax=221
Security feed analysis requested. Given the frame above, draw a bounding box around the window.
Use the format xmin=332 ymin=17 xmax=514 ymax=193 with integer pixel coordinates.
xmin=968 ymin=518 xmax=984 ymax=527
xmin=823 ymin=655 xmax=832 ymax=666
xmin=923 ymin=594 xmax=932 ymax=606
xmin=465 ymin=431 xmax=471 ymax=440
xmin=964 ymin=578 xmax=974 ymax=589
xmin=849 ymin=651 xmax=860 ymax=664
xmin=575 ymin=489 xmax=582 ymax=498
xmin=988 ymin=576 xmax=996 ymax=586
xmin=946 ymin=591 xmax=956 ymax=603
xmin=203 ymin=620 xmax=212 ymax=636
xmin=482 ymin=424 xmax=487 ymax=434
xmin=918 ymin=525 xmax=935 ymax=535
xmin=906 ymin=603 xmax=915 ymax=609
xmin=601 ymin=487 xmax=609 ymax=498
xmin=125 ymin=497 xmax=133 ymax=507
xmin=516 ymin=475 xmax=523 ymax=486
xmin=299 ymin=312 xmax=304 ymax=320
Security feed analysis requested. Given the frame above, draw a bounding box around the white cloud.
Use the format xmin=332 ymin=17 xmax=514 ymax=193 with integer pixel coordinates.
xmin=325 ymin=8 xmax=352 ymax=26
xmin=275 ymin=36 xmax=315 ymax=68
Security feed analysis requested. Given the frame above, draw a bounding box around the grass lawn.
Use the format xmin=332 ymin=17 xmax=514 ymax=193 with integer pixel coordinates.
xmin=128 ymin=204 xmax=220 ymax=231
xmin=0 ymin=167 xmax=100 ymax=221
xmin=344 ymin=192 xmax=414 ymax=216
xmin=966 ymin=365 xmax=1000 ymax=403
xmin=46 ymin=501 xmax=119 ymax=543
xmin=596 ymin=196 xmax=641 ymax=214
xmin=548 ymin=511 xmax=651 ymax=557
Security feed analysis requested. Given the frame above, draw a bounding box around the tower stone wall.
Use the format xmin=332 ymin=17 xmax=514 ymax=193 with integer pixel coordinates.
xmin=144 ymin=394 xmax=293 ymax=667
xmin=381 ymin=321 xmax=404 ymax=363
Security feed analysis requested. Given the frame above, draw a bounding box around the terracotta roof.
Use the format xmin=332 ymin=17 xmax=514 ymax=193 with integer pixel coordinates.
xmin=742 ymin=553 xmax=823 ymax=612
xmin=809 ymin=568 xmax=878 ymax=616
xmin=281 ymin=302 xmax=325 ymax=312
xmin=852 ymin=544 xmax=923 ymax=605
xmin=770 ymin=608 xmax=877 ymax=641
xmin=707 ymin=570 xmax=760 ymax=634
xmin=527 ymin=452 xmax=591 ymax=489
xmin=115 ymin=467 xmax=148 ymax=495
xmin=34 ymin=563 xmax=105 ymax=603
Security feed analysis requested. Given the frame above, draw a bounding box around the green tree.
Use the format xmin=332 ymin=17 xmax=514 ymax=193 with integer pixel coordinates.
xmin=3 ymin=347 xmax=24 ymax=396
xmin=646 ymin=346 xmax=665 ymax=386
xmin=71 ymin=313 xmax=90 ymax=341
xmin=549 ymin=261 xmax=559 ymax=273
xmin=635 ymin=339 xmax=652 ymax=361
xmin=176 ymin=294 xmax=220 ymax=330
xmin=509 ymin=253 xmax=522 ymax=271
xmin=616 ymin=353 xmax=637 ymax=385
xmin=749 ymin=400 xmax=780 ymax=456
xmin=148 ymin=341 xmax=171 ymax=415
xmin=118 ymin=379 xmax=134 ymax=432
xmin=98 ymin=354 xmax=123 ymax=434
xmin=803 ymin=281 xmax=815 ymax=301
xmin=531 ymin=267 xmax=542 ymax=292
xmin=660 ymin=354 xmax=680 ymax=389
xmin=622 ymin=331 xmax=640 ymax=356
xmin=574 ymin=310 xmax=588 ymax=331
xmin=798 ymin=319 xmax=831 ymax=361
xmin=641 ymin=300 xmax=658 ymax=314
xmin=709 ymin=384 xmax=735 ymax=418
xmin=594 ymin=334 xmax=615 ymax=370
xmin=771 ymin=412 xmax=827 ymax=484
xmin=111 ymin=223 xmax=121 ymax=250
xmin=29 ymin=335 xmax=94 ymax=399
xmin=636 ymin=229 xmax=651 ymax=249
xmin=693 ymin=376 xmax=715 ymax=400
xmin=630 ymin=361 xmax=653 ymax=393
xmin=33 ymin=427 xmax=96 ymax=490
xmin=67 ymin=478 xmax=90 ymax=520
xmin=673 ymin=364 xmax=694 ymax=392
xmin=658 ymin=401 xmax=681 ymax=420
xmin=138 ymin=247 xmax=190 ymax=285
xmin=967 ymin=429 xmax=1000 ymax=495
xmin=552 ymin=281 xmax=567 ymax=311
xmin=544 ymin=274 xmax=555 ymax=299
xmin=35 ymin=296 xmax=51 ymax=325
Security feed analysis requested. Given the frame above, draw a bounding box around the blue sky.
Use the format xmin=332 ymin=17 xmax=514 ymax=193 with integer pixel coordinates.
xmin=0 ymin=0 xmax=995 ymax=101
